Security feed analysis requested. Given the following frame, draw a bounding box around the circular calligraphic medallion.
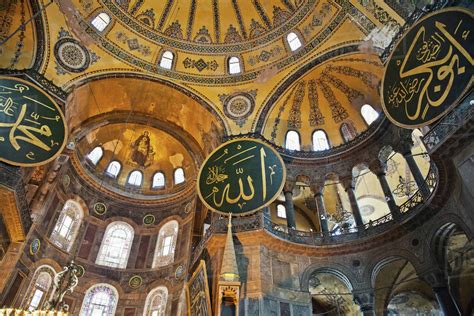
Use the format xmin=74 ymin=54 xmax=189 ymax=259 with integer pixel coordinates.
xmin=30 ymin=238 xmax=41 ymax=255
xmin=0 ymin=76 xmax=68 ymax=167
xmin=93 ymin=202 xmax=107 ymax=215
xmin=143 ymin=214 xmax=155 ymax=225
xmin=129 ymin=275 xmax=143 ymax=289
xmin=197 ymin=138 xmax=286 ymax=216
xmin=381 ymin=8 xmax=473 ymax=128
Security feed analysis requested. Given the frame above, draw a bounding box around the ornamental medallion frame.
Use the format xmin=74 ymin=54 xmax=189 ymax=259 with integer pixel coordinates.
xmin=0 ymin=76 xmax=68 ymax=167
xmin=380 ymin=7 xmax=473 ymax=129
xmin=196 ymin=138 xmax=286 ymax=216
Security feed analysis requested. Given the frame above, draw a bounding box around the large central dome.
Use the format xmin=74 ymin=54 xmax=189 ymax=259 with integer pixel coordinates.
xmin=108 ymin=0 xmax=311 ymax=51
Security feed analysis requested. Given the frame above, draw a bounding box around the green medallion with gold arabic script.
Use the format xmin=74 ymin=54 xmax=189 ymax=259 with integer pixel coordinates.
xmin=381 ymin=7 xmax=473 ymax=128
xmin=197 ymin=138 xmax=286 ymax=216
xmin=0 ymin=76 xmax=67 ymax=167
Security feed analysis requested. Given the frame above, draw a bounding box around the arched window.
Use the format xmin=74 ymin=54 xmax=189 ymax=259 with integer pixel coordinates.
xmin=277 ymin=204 xmax=286 ymax=218
xmin=361 ymin=104 xmax=379 ymax=125
xmin=159 ymin=51 xmax=174 ymax=69
xmin=105 ymin=160 xmax=121 ymax=178
xmin=96 ymin=221 xmax=134 ymax=269
xmin=24 ymin=265 xmax=55 ymax=311
xmin=287 ymin=32 xmax=302 ymax=51
xmin=152 ymin=220 xmax=179 ymax=267
xmin=228 ymin=56 xmax=241 ymax=74
xmin=152 ymin=172 xmax=165 ymax=189
xmin=285 ymin=130 xmax=300 ymax=151
xmin=312 ymin=130 xmax=330 ymax=151
xmin=87 ymin=146 xmax=103 ymax=165
xmin=50 ymin=200 xmax=84 ymax=252
xmin=174 ymin=168 xmax=185 ymax=185
xmin=127 ymin=170 xmax=143 ymax=187
xmin=91 ymin=13 xmax=111 ymax=32
xmin=143 ymin=286 xmax=168 ymax=316
xmin=340 ymin=122 xmax=357 ymax=142
xmin=80 ymin=284 xmax=118 ymax=316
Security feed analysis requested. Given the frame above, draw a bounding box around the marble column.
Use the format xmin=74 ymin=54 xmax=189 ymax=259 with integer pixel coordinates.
xmin=343 ymin=179 xmax=364 ymax=227
xmin=369 ymin=161 xmax=401 ymax=218
xmin=312 ymin=184 xmax=328 ymax=233
xmin=284 ymin=189 xmax=296 ymax=230
xmin=396 ymin=140 xmax=430 ymax=199
xmin=353 ymin=290 xmax=375 ymax=316
xmin=421 ymin=269 xmax=461 ymax=316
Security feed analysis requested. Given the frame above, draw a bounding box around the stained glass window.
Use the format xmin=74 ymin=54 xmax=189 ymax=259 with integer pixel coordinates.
xmin=50 ymin=200 xmax=84 ymax=252
xmin=144 ymin=286 xmax=168 ymax=316
xmin=340 ymin=122 xmax=357 ymax=142
xmin=127 ymin=170 xmax=143 ymax=186
xmin=24 ymin=266 xmax=55 ymax=311
xmin=80 ymin=284 xmax=118 ymax=316
xmin=174 ymin=168 xmax=185 ymax=185
xmin=96 ymin=222 xmax=134 ymax=269
xmin=228 ymin=57 xmax=241 ymax=74
xmin=152 ymin=172 xmax=165 ymax=189
xmin=160 ymin=51 xmax=174 ymax=69
xmin=152 ymin=220 xmax=178 ymax=268
xmin=287 ymin=32 xmax=302 ymax=51
xmin=91 ymin=13 xmax=111 ymax=32
xmin=312 ymin=130 xmax=330 ymax=151
xmin=285 ymin=130 xmax=300 ymax=151
xmin=277 ymin=204 xmax=287 ymax=218
xmin=105 ymin=161 xmax=121 ymax=178
xmin=361 ymin=104 xmax=379 ymax=125
xmin=87 ymin=147 xmax=103 ymax=165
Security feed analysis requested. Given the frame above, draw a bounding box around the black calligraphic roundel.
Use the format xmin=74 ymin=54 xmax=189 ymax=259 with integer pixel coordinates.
xmin=381 ymin=7 xmax=473 ymax=128
xmin=0 ymin=76 xmax=68 ymax=166
xmin=197 ymin=138 xmax=286 ymax=216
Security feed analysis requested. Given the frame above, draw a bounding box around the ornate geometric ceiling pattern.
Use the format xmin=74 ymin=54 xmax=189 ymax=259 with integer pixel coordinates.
xmin=1 ymin=0 xmax=409 ymax=138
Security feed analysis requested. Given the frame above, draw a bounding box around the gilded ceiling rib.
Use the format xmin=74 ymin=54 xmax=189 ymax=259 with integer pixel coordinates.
xmin=157 ymin=0 xmax=175 ymax=31
xmin=212 ymin=0 xmax=220 ymax=42
xmin=186 ymin=0 xmax=197 ymax=40
xmin=231 ymin=0 xmax=247 ymax=39
xmin=252 ymin=0 xmax=272 ymax=29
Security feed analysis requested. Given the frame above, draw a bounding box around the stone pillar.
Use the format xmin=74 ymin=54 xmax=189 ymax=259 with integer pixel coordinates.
xmin=311 ymin=183 xmax=328 ymax=233
xmin=342 ymin=178 xmax=364 ymax=227
xmin=284 ymin=183 xmax=296 ymax=230
xmin=396 ymin=139 xmax=430 ymax=199
xmin=353 ymin=290 xmax=375 ymax=316
xmin=369 ymin=161 xmax=401 ymax=219
xmin=421 ymin=269 xmax=461 ymax=316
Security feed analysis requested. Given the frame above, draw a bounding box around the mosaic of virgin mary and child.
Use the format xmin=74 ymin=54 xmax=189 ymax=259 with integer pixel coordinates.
xmin=129 ymin=131 xmax=155 ymax=168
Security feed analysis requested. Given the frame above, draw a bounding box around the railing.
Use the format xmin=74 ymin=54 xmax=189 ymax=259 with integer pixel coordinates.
xmin=191 ymin=161 xmax=439 ymax=261
xmin=422 ymin=92 xmax=473 ymax=154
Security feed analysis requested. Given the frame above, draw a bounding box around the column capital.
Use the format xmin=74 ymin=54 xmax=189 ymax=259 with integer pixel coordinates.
xmin=393 ymin=129 xmax=415 ymax=156
xmin=340 ymin=177 xmax=355 ymax=191
xmin=283 ymin=181 xmax=295 ymax=194
xmin=353 ymin=290 xmax=375 ymax=314
xmin=368 ymin=159 xmax=387 ymax=176
xmin=419 ymin=268 xmax=448 ymax=288
xmin=310 ymin=181 xmax=325 ymax=196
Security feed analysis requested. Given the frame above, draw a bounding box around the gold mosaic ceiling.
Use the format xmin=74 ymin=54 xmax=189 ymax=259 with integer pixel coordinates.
xmin=2 ymin=0 xmax=409 ymax=147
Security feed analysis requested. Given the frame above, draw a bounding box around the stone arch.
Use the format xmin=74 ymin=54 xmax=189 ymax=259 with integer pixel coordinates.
xmin=368 ymin=251 xmax=423 ymax=288
xmin=429 ymin=217 xmax=472 ymax=268
xmin=64 ymin=72 xmax=228 ymax=135
xmin=300 ymin=264 xmax=355 ymax=292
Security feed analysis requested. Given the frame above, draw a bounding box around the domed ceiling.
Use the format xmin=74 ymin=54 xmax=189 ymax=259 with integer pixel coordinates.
xmin=2 ymin=0 xmax=409 ymax=144
xmin=261 ymin=52 xmax=383 ymax=149
xmin=76 ymin=123 xmax=194 ymax=196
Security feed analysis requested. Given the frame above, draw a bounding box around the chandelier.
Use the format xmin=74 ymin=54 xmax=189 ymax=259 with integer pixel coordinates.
xmin=0 ymin=262 xmax=80 ymax=316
